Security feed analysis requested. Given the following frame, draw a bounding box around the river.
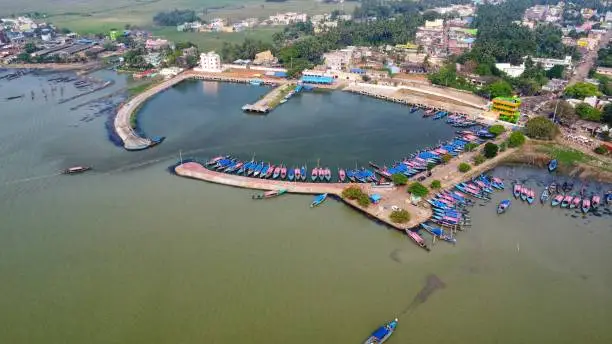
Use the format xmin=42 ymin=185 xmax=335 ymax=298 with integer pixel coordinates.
xmin=0 ymin=72 xmax=611 ymax=344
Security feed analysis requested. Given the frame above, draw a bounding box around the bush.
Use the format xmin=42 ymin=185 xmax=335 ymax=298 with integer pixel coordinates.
xmin=408 ymin=182 xmax=429 ymax=198
xmin=357 ymin=194 xmax=371 ymax=207
xmin=342 ymin=185 xmax=365 ymax=200
xmin=488 ymin=124 xmax=506 ymax=137
xmin=390 ymin=209 xmax=411 ymax=224
xmin=430 ymin=180 xmax=441 ymax=189
xmin=507 ymin=131 xmax=526 ymax=147
xmin=391 ymin=173 xmax=408 ymax=185
xmin=564 ymin=82 xmax=601 ymax=98
xmin=483 ymin=142 xmax=499 ymax=158
xmin=441 ymin=153 xmax=452 ymax=164
xmin=464 ymin=142 xmax=479 ymax=152
xmin=525 ymin=117 xmax=558 ymax=140
xmin=594 ymin=145 xmax=607 ymax=155
xmin=499 ymin=141 xmax=507 ymax=152
xmin=458 ymin=162 xmax=471 ymax=173
xmin=473 ymin=154 xmax=486 ymax=165
xmin=575 ymin=103 xmax=602 ymax=122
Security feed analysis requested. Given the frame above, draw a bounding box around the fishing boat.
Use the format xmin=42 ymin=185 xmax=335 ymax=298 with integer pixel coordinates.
xmin=363 ymin=319 xmax=398 ymax=344
xmin=548 ymin=159 xmax=558 ymax=172
xmin=548 ymin=182 xmax=557 ymax=194
xmin=606 ymin=191 xmax=612 ymax=205
xmin=310 ymin=193 xmax=327 ymax=208
xmin=252 ymin=189 xmax=287 ymax=200
xmin=338 ymin=168 xmax=346 ymax=182
xmin=513 ymin=184 xmax=521 ymax=199
xmin=581 ymin=198 xmax=591 ymax=213
xmin=540 ymin=189 xmax=550 ymax=203
xmin=272 ymin=166 xmax=281 ymax=179
xmin=497 ymin=199 xmax=511 ymax=214
xmin=279 ymin=99 xmax=287 ymax=104
xmin=253 ymin=162 xmax=264 ymax=177
xmin=265 ymin=165 xmax=275 ymax=178
xmin=311 ymin=167 xmax=319 ymax=182
xmin=591 ymin=194 xmax=601 ymax=209
xmin=570 ymin=196 xmax=581 ymax=209
xmin=205 ymin=155 xmax=227 ymax=166
xmin=294 ymin=167 xmax=301 ymax=181
xmin=288 ymin=167 xmax=295 ymax=181
xmin=280 ymin=165 xmax=287 ymax=180
xmin=62 ymin=166 xmax=91 ymax=174
xmin=561 ymin=195 xmax=572 ymax=208
xmin=259 ymin=164 xmax=270 ymax=178
xmin=300 ymin=166 xmax=307 ymax=181
xmin=406 ymin=230 xmax=429 ymax=250
xmin=323 ymin=168 xmax=332 ymax=182
xmin=551 ymin=194 xmax=563 ymax=207
xmin=520 ymin=187 xmax=528 ymax=202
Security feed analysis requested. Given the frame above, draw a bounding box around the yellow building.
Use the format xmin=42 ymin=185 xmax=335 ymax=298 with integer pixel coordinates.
xmin=577 ymin=38 xmax=589 ymax=48
xmin=491 ymin=97 xmax=521 ymax=123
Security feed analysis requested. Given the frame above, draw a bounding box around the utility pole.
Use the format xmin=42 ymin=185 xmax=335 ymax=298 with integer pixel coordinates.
xmin=552 ymin=98 xmax=559 ymax=123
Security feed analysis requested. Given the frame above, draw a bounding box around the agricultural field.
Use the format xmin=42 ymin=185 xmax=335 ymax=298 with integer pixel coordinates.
xmin=150 ymin=27 xmax=282 ymax=52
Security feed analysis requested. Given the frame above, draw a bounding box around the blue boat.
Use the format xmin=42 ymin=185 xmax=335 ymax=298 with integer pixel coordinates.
xmin=300 ymin=166 xmax=307 ymax=181
xmin=310 ymin=193 xmax=327 ymax=208
xmin=421 ymin=223 xmax=457 ymax=244
xmin=548 ymin=159 xmax=558 ymax=172
xmin=497 ymin=199 xmax=511 ymax=214
xmin=364 ymin=319 xmax=398 ymax=344
xmin=288 ymin=167 xmax=295 ymax=181
xmin=260 ymin=164 xmax=270 ymax=178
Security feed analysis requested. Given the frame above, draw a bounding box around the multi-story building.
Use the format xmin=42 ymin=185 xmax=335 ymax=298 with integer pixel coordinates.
xmin=491 ymin=97 xmax=521 ymax=123
xmin=198 ymin=51 xmax=222 ymax=72
xmin=145 ymin=38 xmax=169 ymax=51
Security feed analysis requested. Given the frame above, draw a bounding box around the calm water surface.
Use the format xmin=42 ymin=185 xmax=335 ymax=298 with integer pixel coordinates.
xmin=0 ymin=73 xmax=611 ymax=344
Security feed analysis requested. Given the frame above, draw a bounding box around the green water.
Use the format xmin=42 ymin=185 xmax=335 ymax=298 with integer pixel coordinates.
xmin=0 ymin=73 xmax=611 ymax=343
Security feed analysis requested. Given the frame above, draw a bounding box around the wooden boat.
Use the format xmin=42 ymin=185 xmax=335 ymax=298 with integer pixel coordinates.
xmin=310 ymin=193 xmax=327 ymax=207
xmin=272 ymin=166 xmax=281 ymax=179
xmin=300 ymin=166 xmax=307 ymax=181
xmin=520 ymin=187 xmax=528 ymax=202
xmin=259 ymin=164 xmax=270 ymax=178
xmin=540 ymin=189 xmax=550 ymax=203
xmin=497 ymin=199 xmax=511 ymax=214
xmin=323 ymin=168 xmax=332 ymax=182
xmin=205 ymin=155 xmax=227 ymax=166
xmin=581 ymin=198 xmax=591 ymax=213
xmin=6 ymin=94 xmax=25 ymax=100
xmin=311 ymin=167 xmax=319 ymax=182
xmin=280 ymin=165 xmax=287 ymax=180
xmin=294 ymin=168 xmax=301 ymax=181
xmin=561 ymin=195 xmax=572 ymax=208
xmin=62 ymin=166 xmax=91 ymax=174
xmin=548 ymin=159 xmax=558 ymax=172
xmin=551 ymin=194 xmax=563 ymax=207
xmin=570 ymin=196 xmax=581 ymax=209
xmin=606 ymin=191 xmax=612 ymax=205
xmin=338 ymin=168 xmax=346 ymax=182
xmin=288 ymin=167 xmax=295 ymax=181
xmin=265 ymin=165 xmax=275 ymax=178
xmin=591 ymin=194 xmax=601 ymax=209
xmin=406 ymin=230 xmax=429 ymax=251
xmin=253 ymin=189 xmax=287 ymax=199
xmin=252 ymin=162 xmax=264 ymax=177
xmin=363 ymin=319 xmax=398 ymax=344
xmin=513 ymin=184 xmax=521 ymax=199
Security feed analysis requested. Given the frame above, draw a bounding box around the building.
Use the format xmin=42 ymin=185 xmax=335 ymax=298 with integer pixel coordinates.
xmin=495 ymin=63 xmax=525 ymax=78
xmin=491 ymin=97 xmax=521 ymax=123
xmin=596 ymin=67 xmax=612 ymax=77
xmin=322 ymin=48 xmax=354 ymax=71
xmin=530 ymin=56 xmax=572 ymax=70
xmin=145 ymin=38 xmax=169 ymax=51
xmin=425 ymin=19 xmax=444 ymax=29
xmin=542 ymin=78 xmax=568 ymax=92
xmin=159 ymin=67 xmax=184 ymax=77
xmin=198 ymin=51 xmax=222 ymax=72
xmin=268 ymin=12 xmax=307 ymax=25
xmin=253 ymin=50 xmax=277 ymax=66
xmin=301 ymin=70 xmax=335 ymax=84
xmin=144 ymin=52 xmax=162 ymax=67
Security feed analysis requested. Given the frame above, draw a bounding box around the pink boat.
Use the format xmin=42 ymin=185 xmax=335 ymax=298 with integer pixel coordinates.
xmin=338 ymin=168 xmax=346 ymax=182
xmin=551 ymin=194 xmax=563 ymax=207
xmin=407 ymin=231 xmax=428 ymax=250
xmin=295 ymin=168 xmax=301 ymax=180
xmin=266 ymin=165 xmax=275 ymax=178
xmin=280 ymin=165 xmax=287 ymax=180
xmin=592 ymin=195 xmax=601 ymax=208
xmin=570 ymin=196 xmax=581 ymax=209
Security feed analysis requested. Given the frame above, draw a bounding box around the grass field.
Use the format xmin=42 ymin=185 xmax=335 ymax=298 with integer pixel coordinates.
xmin=150 ymin=27 xmax=282 ymax=51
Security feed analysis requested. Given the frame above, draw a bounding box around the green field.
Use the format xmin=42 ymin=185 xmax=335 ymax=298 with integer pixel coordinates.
xmin=150 ymin=27 xmax=282 ymax=52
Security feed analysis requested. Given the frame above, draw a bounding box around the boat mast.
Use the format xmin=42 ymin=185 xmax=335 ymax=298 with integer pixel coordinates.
xmin=179 ymin=150 xmax=183 ymax=164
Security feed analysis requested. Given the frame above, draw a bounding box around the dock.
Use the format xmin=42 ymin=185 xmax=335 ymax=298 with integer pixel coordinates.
xmin=242 ymin=83 xmax=294 ymax=113
xmin=174 ymin=162 xmax=432 ymax=231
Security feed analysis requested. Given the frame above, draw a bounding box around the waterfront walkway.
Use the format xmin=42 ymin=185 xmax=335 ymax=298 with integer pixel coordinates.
xmin=242 ymin=83 xmax=294 ymax=113
xmin=174 ymin=162 xmax=432 ymax=230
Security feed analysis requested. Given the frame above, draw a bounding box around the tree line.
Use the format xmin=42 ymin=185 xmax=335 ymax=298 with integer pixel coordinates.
xmin=153 ymin=9 xmax=198 ymax=26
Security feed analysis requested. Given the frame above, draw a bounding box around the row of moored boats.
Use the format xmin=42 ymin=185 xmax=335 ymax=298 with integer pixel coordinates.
xmin=514 ymin=182 xmax=612 ymax=213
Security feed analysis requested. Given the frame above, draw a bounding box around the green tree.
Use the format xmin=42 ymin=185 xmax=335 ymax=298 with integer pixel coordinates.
xmin=408 ymin=182 xmax=429 ymax=198
xmin=430 ymin=180 xmax=441 ymax=189
xmin=525 ymin=117 xmax=558 ymax=140
xmin=441 ymin=154 xmax=452 ymax=164
xmin=564 ymin=82 xmax=601 ymax=98
xmin=390 ymin=209 xmax=411 ymax=223
xmin=483 ymin=142 xmax=499 ymax=158
xmin=391 ymin=173 xmax=408 ymax=185
xmin=487 ymin=80 xmax=513 ymax=98
xmin=594 ymin=145 xmax=607 ymax=155
xmin=499 ymin=141 xmax=508 ymax=152
xmin=473 ymin=154 xmax=486 ymax=165
xmin=342 ymin=185 xmax=364 ymax=200
xmin=575 ymin=103 xmax=602 ymax=122
xmin=488 ymin=124 xmax=506 ymax=137
xmin=357 ymin=194 xmax=371 ymax=207
xmin=464 ymin=142 xmax=479 ymax=152
xmin=507 ymin=131 xmax=526 ymax=147
xmin=24 ymin=42 xmax=38 ymax=54
xmin=603 ymin=103 xmax=612 ymax=126
xmin=546 ymin=65 xmax=565 ymax=79
xmin=458 ymin=162 xmax=471 ymax=173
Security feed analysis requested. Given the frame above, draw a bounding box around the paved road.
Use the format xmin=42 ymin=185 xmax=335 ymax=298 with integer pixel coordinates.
xmin=569 ymin=30 xmax=612 ymax=85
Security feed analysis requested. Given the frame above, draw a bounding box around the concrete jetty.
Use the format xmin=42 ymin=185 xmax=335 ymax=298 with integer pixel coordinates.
xmin=242 ymin=83 xmax=293 ymax=113
xmin=174 ymin=162 xmax=432 ymax=231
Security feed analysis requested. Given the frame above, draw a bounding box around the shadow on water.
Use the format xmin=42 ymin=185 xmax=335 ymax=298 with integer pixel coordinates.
xmin=400 ymin=274 xmax=446 ymax=316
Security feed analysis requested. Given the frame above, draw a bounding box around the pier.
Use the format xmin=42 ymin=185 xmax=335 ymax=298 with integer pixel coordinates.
xmin=174 ymin=162 xmax=432 ymax=231
xmin=242 ymin=83 xmax=294 ymax=113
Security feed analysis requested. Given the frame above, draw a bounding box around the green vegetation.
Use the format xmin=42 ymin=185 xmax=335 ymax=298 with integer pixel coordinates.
xmin=483 ymin=142 xmax=499 ymax=158
xmin=564 ymin=82 xmax=601 ymax=98
xmin=594 ymin=145 xmax=608 ymax=155
xmin=473 ymin=154 xmax=486 ymax=165
xmin=153 ymin=9 xmax=197 ymax=26
xmin=603 ymin=103 xmax=612 ymax=126
xmin=488 ymin=125 xmax=506 ymax=137
xmin=499 ymin=141 xmax=508 ymax=152
xmin=458 ymin=162 xmax=471 ymax=173
xmin=508 ymin=131 xmax=525 ymax=148
xmin=342 ymin=185 xmax=370 ymax=208
xmin=464 ymin=142 xmax=479 ymax=152
xmin=127 ymin=82 xmax=156 ymax=97
xmin=486 ymin=80 xmax=513 ymax=98
xmin=428 ymin=64 xmax=475 ymax=92
xmin=597 ymin=42 xmax=612 ymax=68
xmin=151 ymin=27 xmax=281 ymax=53
xmin=525 ymin=117 xmax=558 ymax=140
xmin=430 ymin=180 xmax=441 ymax=189
xmin=390 ymin=209 xmax=411 ymax=224
xmin=575 ymin=103 xmax=602 ymax=122
xmin=391 ymin=173 xmax=408 ymax=186
xmin=408 ymin=182 xmax=429 ymax=198
xmin=441 ymin=154 xmax=452 ymax=164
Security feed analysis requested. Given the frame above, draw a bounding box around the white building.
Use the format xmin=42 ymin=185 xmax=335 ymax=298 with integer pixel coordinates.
xmin=530 ymin=56 xmax=572 ymax=70
xmin=198 ymin=51 xmax=222 ymax=72
xmin=495 ymin=63 xmax=525 ymax=78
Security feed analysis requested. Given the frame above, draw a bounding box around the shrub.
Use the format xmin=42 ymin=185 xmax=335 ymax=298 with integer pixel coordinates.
xmin=464 ymin=142 xmax=479 ymax=152
xmin=499 ymin=141 xmax=507 ymax=152
xmin=430 ymin=180 xmax=442 ymax=189
xmin=473 ymin=154 xmax=486 ymax=165
xmin=390 ymin=209 xmax=411 ymax=224
xmin=357 ymin=194 xmax=371 ymax=207
xmin=391 ymin=173 xmax=408 ymax=185
xmin=483 ymin=142 xmax=499 ymax=158
xmin=594 ymin=145 xmax=607 ymax=155
xmin=458 ymin=162 xmax=471 ymax=172
xmin=488 ymin=124 xmax=506 ymax=137
xmin=525 ymin=117 xmax=558 ymax=140
xmin=408 ymin=182 xmax=429 ymax=197
xmin=507 ymin=131 xmax=526 ymax=147
xmin=575 ymin=103 xmax=602 ymax=122
xmin=441 ymin=153 xmax=452 ymax=164
xmin=342 ymin=185 xmax=364 ymax=200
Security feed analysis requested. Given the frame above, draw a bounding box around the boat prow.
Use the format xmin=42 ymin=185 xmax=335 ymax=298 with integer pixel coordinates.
xmin=62 ymin=166 xmax=91 ymax=174
xmin=364 ymin=318 xmax=398 ymax=344
xmin=310 ymin=193 xmax=327 ymax=207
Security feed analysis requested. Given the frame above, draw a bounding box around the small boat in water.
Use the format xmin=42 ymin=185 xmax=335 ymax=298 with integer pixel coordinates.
xmin=548 ymin=159 xmax=558 ymax=172
xmin=272 ymin=166 xmax=281 ymax=179
xmin=280 ymin=165 xmax=287 ymax=180
xmin=288 ymin=167 xmax=295 ymax=181
xmin=497 ymin=199 xmax=511 ymax=214
xmin=252 ymin=189 xmax=287 ymax=200
xmin=513 ymin=184 xmax=521 ymax=199
xmin=551 ymin=194 xmax=563 ymax=207
xmin=338 ymin=168 xmax=346 ymax=182
xmin=581 ymin=198 xmax=591 ymax=213
xmin=323 ymin=167 xmax=332 ymax=182
xmin=606 ymin=191 xmax=612 ymax=205
xmin=311 ymin=167 xmax=319 ymax=182
xmin=363 ymin=318 xmax=398 ymax=344
xmin=591 ymin=194 xmax=601 ymax=209
xmin=310 ymin=193 xmax=327 ymax=207
xmin=561 ymin=195 xmax=572 ymax=208
xmin=520 ymin=187 xmax=528 ymax=202
xmin=205 ymin=155 xmax=227 ymax=166
xmin=300 ymin=166 xmax=307 ymax=181
xmin=570 ymin=196 xmax=581 ymax=209
xmin=63 ymin=166 xmax=91 ymax=174
xmin=540 ymin=189 xmax=550 ymax=203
